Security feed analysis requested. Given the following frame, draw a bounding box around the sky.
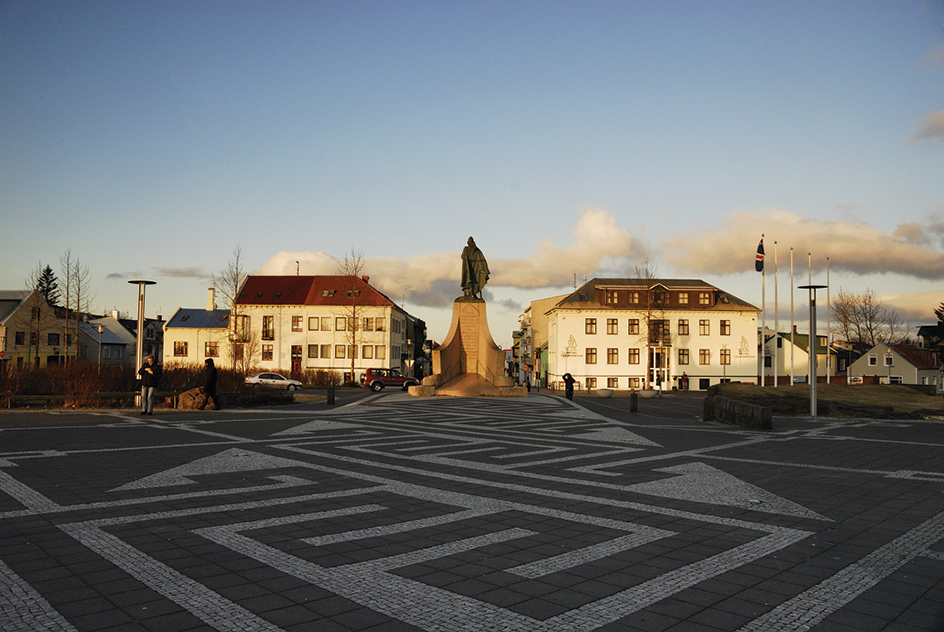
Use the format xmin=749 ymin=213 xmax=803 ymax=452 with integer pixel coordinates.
xmin=2 ymin=1 xmax=943 ymax=348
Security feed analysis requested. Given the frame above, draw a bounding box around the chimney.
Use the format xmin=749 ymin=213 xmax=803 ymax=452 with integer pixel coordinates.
xmin=362 ymin=275 xmax=370 ymax=284
xmin=208 ymin=287 xmax=216 ymax=311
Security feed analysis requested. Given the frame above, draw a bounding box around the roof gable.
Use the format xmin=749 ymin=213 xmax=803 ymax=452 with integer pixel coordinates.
xmin=235 ymin=275 xmax=396 ymax=308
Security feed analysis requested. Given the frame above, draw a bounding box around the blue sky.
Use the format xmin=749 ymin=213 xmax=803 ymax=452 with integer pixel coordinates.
xmin=2 ymin=1 xmax=943 ymax=345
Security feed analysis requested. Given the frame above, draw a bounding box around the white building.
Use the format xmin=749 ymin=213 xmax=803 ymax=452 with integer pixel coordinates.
xmin=163 ymin=277 xmax=422 ymax=381
xmin=545 ymin=278 xmax=760 ymax=391
xmin=760 ymin=327 xmax=833 ymax=385
xmin=848 ymin=343 xmax=940 ymax=386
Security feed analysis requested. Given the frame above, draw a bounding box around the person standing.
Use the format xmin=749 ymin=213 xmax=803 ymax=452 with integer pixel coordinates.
xmin=138 ymin=355 xmax=162 ymax=415
xmin=563 ymin=372 xmax=576 ymax=400
xmin=201 ymin=358 xmax=218 ymax=410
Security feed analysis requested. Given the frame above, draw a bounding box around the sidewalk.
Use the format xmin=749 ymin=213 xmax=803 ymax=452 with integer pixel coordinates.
xmin=1 ymin=393 xmax=943 ymax=631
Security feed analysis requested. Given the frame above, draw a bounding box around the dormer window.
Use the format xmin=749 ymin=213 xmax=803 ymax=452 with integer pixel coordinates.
xmin=180 ymin=315 xmax=190 ymax=322
xmin=273 ymin=292 xmax=281 ymax=300
xmin=322 ymin=290 xmax=336 ymax=297
xmin=255 ymin=292 xmax=264 ymax=300
xmin=578 ymin=293 xmax=588 ymax=301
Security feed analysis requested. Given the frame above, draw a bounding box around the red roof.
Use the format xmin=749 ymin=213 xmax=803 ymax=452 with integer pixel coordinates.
xmin=893 ymin=344 xmax=941 ymax=370
xmin=235 ymin=276 xmax=396 ymax=308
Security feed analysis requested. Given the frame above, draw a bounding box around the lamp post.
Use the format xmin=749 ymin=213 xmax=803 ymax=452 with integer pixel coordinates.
xmin=799 ymin=284 xmax=826 ymax=417
xmin=97 ymin=324 xmax=104 ymax=373
xmin=128 ymin=280 xmax=156 ymax=379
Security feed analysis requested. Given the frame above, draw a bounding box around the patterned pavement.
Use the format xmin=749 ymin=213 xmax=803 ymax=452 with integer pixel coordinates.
xmin=1 ymin=391 xmax=943 ymax=631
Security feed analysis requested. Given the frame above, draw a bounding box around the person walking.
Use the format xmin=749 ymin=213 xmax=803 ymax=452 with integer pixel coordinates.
xmin=138 ymin=355 xmax=162 ymax=415
xmin=563 ymin=373 xmax=576 ymax=401
xmin=201 ymin=358 xmax=218 ymax=410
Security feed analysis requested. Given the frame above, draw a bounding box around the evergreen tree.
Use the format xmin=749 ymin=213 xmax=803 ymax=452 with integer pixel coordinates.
xmin=37 ymin=265 xmax=61 ymax=306
xmin=935 ymin=302 xmax=944 ymax=324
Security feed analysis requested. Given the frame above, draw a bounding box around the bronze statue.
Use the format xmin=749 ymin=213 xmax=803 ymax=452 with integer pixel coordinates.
xmin=461 ymin=237 xmax=489 ymax=299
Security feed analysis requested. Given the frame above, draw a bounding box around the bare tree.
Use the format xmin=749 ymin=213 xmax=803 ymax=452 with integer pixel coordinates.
xmin=214 ymin=246 xmax=254 ymax=374
xmin=58 ymin=250 xmax=93 ymax=365
xmin=337 ymin=248 xmax=366 ymax=384
xmin=831 ymin=288 xmax=906 ymax=346
xmin=632 ymin=258 xmax=664 ymax=389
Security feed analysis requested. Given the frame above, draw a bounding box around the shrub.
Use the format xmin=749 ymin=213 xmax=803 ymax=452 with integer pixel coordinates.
xmin=303 ymin=369 xmax=342 ymax=386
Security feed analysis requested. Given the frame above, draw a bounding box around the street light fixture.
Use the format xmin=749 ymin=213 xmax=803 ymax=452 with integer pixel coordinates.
xmin=128 ymin=280 xmax=156 ymax=377
xmin=799 ymin=284 xmax=827 ymax=417
xmin=97 ymin=324 xmax=104 ymax=373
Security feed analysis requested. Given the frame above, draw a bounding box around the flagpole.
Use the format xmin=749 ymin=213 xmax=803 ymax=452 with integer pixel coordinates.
xmin=761 ymin=235 xmax=766 ymax=387
xmin=790 ymin=248 xmax=795 ymax=386
xmin=808 ymin=252 xmax=812 ymax=385
xmin=774 ymin=242 xmax=779 ymax=388
xmin=826 ymin=257 xmax=831 ymax=385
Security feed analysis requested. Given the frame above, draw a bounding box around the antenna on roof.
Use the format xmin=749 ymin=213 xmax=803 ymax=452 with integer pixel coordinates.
xmin=573 ymin=274 xmax=576 ymax=289
xmin=296 ymin=261 xmax=299 ymax=276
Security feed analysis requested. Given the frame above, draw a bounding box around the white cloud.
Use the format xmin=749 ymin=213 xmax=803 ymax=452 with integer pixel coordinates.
xmin=255 ymin=207 xmax=645 ymax=307
xmin=660 ymin=207 xmax=944 ymax=280
xmin=921 ymin=43 xmax=944 ymax=68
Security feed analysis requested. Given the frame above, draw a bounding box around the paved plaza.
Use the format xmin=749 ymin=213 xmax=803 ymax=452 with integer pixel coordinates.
xmin=1 ymin=391 xmax=944 ymax=631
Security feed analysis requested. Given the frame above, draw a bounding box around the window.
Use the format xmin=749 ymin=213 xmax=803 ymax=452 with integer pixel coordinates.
xmin=649 ymin=320 xmax=670 ymax=344
xmin=628 ymin=319 xmax=640 ymax=335
xmin=699 ymin=320 xmax=710 ymax=336
xmin=678 ymin=292 xmax=689 ymax=304
xmin=205 ymin=342 xmax=219 ymax=357
xmin=14 ymin=331 xmax=24 ymax=345
xmin=292 ymin=316 xmax=303 ymax=332
xmin=605 ymin=290 xmax=618 ymax=304
xmin=262 ymin=344 xmax=274 ymax=361
xmin=653 ymin=291 xmax=667 ymax=305
xmin=78 ymin=345 xmax=88 ymax=359
xmin=678 ymin=349 xmax=690 ymax=365
xmin=628 ymin=348 xmax=640 ymax=364
xmin=629 ymin=378 xmax=641 ymax=389
xmin=720 ymin=348 xmax=731 ymax=365
xmin=699 ymin=349 xmax=710 ymax=365
xmin=363 ymin=317 xmax=374 ymax=331
xmin=235 ymin=315 xmax=250 ymax=342
xmin=720 ymin=320 xmax=731 ymax=336
xmin=102 ymin=346 xmax=110 ymax=359
xmin=174 ymin=341 xmax=188 ymax=357
xmin=586 ymin=377 xmax=597 ymax=389
xmin=308 ymin=317 xmax=319 ymax=331
xmin=348 ymin=345 xmax=358 ymax=359
xmin=320 ymin=344 xmax=331 ymax=358
xmin=322 ymin=289 xmax=335 ymax=297
xmin=885 ymin=354 xmax=894 ymax=367
xmin=607 ymin=348 xmax=619 ymax=364
xmin=608 ymin=378 xmax=619 ymax=388
xmin=586 ymin=348 xmax=597 ymax=364
xmin=321 ymin=316 xmax=331 ymax=331
xmin=376 ymin=319 xmax=385 ymax=331
xmin=375 ymin=345 xmax=386 ymax=359
xmin=678 ymin=319 xmax=689 ymax=336
xmin=346 ymin=290 xmax=360 ymax=297
xmin=48 ymin=333 xmax=60 ymax=346
xmin=308 ymin=344 xmax=318 ymax=359
xmin=607 ymin=319 xmax=618 ymax=335
xmin=336 ymin=317 xmax=347 ymax=331
xmin=699 ymin=292 xmax=711 ymax=305
xmin=578 ymin=293 xmax=588 ymax=301
xmin=868 ymin=355 xmax=878 ymax=366
xmin=362 ymin=345 xmax=373 ymax=359
xmin=335 ymin=345 xmax=345 ymax=359
xmin=630 ymin=292 xmax=639 ymax=304
xmin=585 ymin=318 xmax=597 ymax=334
xmin=262 ymin=315 xmax=275 ymax=340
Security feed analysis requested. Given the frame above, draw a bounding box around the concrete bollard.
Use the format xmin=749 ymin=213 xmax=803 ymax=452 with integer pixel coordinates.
xmin=327 ymin=384 xmax=335 ymax=406
xmin=630 ymin=391 xmax=638 ymax=413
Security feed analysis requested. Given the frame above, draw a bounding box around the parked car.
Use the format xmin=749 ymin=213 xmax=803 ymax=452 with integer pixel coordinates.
xmin=360 ymin=368 xmax=419 ymax=392
xmin=245 ymin=373 xmax=302 ymax=391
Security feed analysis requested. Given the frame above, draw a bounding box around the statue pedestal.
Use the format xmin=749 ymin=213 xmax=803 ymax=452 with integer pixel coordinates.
xmin=413 ymin=298 xmax=524 ymax=397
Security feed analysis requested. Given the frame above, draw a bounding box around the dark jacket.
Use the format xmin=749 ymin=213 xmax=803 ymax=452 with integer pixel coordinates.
xmin=138 ymin=361 xmax=162 ymax=387
xmin=204 ymin=364 xmax=218 ymax=395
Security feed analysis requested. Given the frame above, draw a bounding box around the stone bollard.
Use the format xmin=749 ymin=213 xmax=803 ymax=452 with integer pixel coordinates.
xmin=630 ymin=391 xmax=638 ymax=413
xmin=327 ymin=384 xmax=335 ymax=406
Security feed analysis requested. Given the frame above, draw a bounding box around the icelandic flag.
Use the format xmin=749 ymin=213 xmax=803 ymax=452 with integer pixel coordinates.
xmin=755 ymin=239 xmax=765 ymax=272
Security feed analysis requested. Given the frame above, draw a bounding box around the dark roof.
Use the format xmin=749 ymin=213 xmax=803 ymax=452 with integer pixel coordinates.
xmin=553 ymin=278 xmax=759 ymax=312
xmin=234 ymin=275 xmax=397 ymax=308
xmin=774 ymin=331 xmax=831 ymax=355
xmin=892 ymin=344 xmax=941 ymax=370
xmin=164 ymin=308 xmax=230 ymax=329
xmin=0 ymin=291 xmax=29 ymax=324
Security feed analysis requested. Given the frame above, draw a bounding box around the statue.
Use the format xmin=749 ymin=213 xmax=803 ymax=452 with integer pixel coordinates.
xmin=461 ymin=237 xmax=489 ymax=299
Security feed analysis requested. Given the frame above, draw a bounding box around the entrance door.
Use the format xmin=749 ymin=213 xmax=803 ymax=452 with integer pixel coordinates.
xmin=291 ymin=345 xmax=302 ymax=377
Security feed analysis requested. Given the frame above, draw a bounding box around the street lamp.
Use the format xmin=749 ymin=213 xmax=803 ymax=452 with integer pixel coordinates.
xmin=97 ymin=324 xmax=104 ymax=372
xmin=128 ymin=280 xmax=156 ymax=377
xmin=799 ymin=284 xmax=827 ymax=417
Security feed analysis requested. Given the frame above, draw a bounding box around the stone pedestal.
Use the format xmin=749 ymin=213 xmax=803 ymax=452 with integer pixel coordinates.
xmin=413 ymin=298 xmax=524 ymax=397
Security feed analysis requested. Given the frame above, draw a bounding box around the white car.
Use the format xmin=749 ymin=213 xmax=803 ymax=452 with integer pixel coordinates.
xmin=245 ymin=373 xmax=302 ymax=391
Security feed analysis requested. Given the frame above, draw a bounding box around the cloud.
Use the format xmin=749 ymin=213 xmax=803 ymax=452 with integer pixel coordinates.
xmin=882 ymin=289 xmax=944 ymax=324
xmin=911 ymin=110 xmax=944 ymax=143
xmin=661 ymin=207 xmax=944 ymax=280
xmin=921 ymin=43 xmax=944 ymax=68
xmin=256 ymin=207 xmax=646 ymax=308
xmin=106 ymin=272 xmax=125 ymax=280
xmin=153 ymin=267 xmax=211 ymax=279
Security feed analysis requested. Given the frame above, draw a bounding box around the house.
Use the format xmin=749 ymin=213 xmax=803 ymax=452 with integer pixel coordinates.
xmin=517 ymin=294 xmax=568 ymax=388
xmin=162 ymin=289 xmax=231 ymax=367
xmin=544 ymin=279 xmax=760 ymax=391
xmin=163 ymin=277 xmax=425 ymax=381
xmin=761 ymin=327 xmax=835 ymax=384
xmin=848 ymin=343 xmax=941 ymax=386
xmin=0 ymin=289 xmax=66 ymax=368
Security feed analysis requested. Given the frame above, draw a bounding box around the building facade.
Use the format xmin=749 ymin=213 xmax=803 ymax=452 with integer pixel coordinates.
xmin=545 ymin=279 xmax=760 ymax=391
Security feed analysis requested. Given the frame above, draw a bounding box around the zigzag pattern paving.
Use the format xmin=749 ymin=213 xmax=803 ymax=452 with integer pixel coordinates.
xmin=1 ymin=393 xmax=943 ymax=631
